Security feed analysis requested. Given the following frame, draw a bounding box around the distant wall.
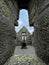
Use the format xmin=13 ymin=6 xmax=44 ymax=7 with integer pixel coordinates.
xmin=16 ymin=27 xmax=31 ymax=45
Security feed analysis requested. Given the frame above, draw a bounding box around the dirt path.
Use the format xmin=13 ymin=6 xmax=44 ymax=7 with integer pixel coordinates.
xmin=4 ymin=46 xmax=46 ymax=65
xmin=14 ymin=46 xmax=37 ymax=58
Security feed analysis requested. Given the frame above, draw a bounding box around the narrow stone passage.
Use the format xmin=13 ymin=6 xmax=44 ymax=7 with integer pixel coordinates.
xmin=4 ymin=46 xmax=46 ymax=65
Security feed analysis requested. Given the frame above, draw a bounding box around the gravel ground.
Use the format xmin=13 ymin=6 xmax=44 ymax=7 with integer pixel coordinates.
xmin=4 ymin=46 xmax=46 ymax=65
xmin=4 ymin=55 xmax=46 ymax=65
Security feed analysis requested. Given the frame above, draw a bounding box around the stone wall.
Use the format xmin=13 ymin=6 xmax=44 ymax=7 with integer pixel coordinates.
xmin=29 ymin=0 xmax=49 ymax=64
xmin=16 ymin=27 xmax=31 ymax=45
xmin=0 ymin=0 xmax=18 ymax=65
xmin=0 ymin=0 xmax=49 ymax=65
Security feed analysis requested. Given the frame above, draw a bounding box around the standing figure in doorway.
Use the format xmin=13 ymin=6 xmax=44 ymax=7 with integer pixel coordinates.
xmin=21 ymin=37 xmax=27 ymax=49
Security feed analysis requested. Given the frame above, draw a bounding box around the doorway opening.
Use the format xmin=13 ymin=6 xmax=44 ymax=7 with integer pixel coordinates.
xmin=22 ymin=32 xmax=27 ymax=41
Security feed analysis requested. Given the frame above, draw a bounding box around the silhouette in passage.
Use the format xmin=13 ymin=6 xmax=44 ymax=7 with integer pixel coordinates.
xmin=21 ymin=37 xmax=27 ymax=49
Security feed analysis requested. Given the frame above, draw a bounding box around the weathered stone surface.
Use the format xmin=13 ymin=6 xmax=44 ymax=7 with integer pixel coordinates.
xmin=0 ymin=17 xmax=16 ymax=65
xmin=29 ymin=0 xmax=49 ymax=64
xmin=34 ymin=7 xmax=49 ymax=64
xmin=0 ymin=0 xmax=18 ymax=65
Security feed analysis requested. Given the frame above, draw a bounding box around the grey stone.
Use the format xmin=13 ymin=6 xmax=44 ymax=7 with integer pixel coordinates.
xmin=29 ymin=0 xmax=49 ymax=64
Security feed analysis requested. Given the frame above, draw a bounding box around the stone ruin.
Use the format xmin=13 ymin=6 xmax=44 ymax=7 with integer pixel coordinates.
xmin=0 ymin=0 xmax=49 ymax=65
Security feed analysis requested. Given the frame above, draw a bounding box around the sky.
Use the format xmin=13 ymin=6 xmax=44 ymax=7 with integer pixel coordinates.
xmin=15 ymin=9 xmax=34 ymax=34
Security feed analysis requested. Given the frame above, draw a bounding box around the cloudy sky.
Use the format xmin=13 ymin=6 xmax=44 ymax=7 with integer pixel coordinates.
xmin=15 ymin=9 xmax=34 ymax=34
